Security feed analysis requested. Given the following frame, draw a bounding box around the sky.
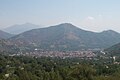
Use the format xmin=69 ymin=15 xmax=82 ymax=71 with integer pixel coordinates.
xmin=0 ymin=0 xmax=120 ymax=32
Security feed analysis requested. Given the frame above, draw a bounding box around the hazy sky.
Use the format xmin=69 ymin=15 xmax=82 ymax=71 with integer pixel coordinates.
xmin=0 ymin=0 xmax=120 ymax=32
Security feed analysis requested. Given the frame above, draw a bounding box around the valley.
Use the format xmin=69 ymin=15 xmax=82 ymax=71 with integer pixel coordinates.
xmin=0 ymin=23 xmax=120 ymax=80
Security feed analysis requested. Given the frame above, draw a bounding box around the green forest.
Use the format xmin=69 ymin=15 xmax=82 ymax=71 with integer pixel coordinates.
xmin=0 ymin=54 xmax=120 ymax=80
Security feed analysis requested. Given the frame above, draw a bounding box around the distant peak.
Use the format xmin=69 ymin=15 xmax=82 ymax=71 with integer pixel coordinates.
xmin=11 ymin=23 xmax=36 ymax=27
xmin=23 ymin=23 xmax=36 ymax=25
xmin=56 ymin=23 xmax=78 ymax=29
xmin=107 ymin=30 xmax=118 ymax=33
xmin=49 ymin=23 xmax=83 ymax=32
xmin=59 ymin=23 xmax=74 ymax=26
xmin=101 ymin=30 xmax=120 ymax=35
xmin=102 ymin=30 xmax=118 ymax=33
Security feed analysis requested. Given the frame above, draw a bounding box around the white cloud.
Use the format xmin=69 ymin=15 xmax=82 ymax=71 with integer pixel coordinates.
xmin=81 ymin=16 xmax=96 ymax=26
xmin=87 ymin=16 xmax=95 ymax=20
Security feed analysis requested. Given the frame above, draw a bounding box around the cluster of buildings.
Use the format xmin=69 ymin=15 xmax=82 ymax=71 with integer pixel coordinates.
xmin=11 ymin=50 xmax=96 ymax=58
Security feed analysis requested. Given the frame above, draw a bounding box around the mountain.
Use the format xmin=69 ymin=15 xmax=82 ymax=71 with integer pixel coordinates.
xmin=0 ymin=39 xmax=20 ymax=54
xmin=0 ymin=30 xmax=14 ymax=39
xmin=10 ymin=23 xmax=120 ymax=51
xmin=3 ymin=23 xmax=41 ymax=34
xmin=105 ymin=42 xmax=120 ymax=56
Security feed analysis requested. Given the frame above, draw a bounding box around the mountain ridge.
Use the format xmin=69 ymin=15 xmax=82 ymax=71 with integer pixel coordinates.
xmin=3 ymin=23 xmax=42 ymax=34
xmin=0 ymin=30 xmax=14 ymax=39
xmin=9 ymin=23 xmax=120 ymax=51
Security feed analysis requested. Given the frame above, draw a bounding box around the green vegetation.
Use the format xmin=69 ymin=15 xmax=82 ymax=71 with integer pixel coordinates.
xmin=0 ymin=54 xmax=120 ymax=80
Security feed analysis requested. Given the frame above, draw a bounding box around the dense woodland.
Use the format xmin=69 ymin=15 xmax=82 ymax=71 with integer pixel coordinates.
xmin=0 ymin=54 xmax=120 ymax=80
